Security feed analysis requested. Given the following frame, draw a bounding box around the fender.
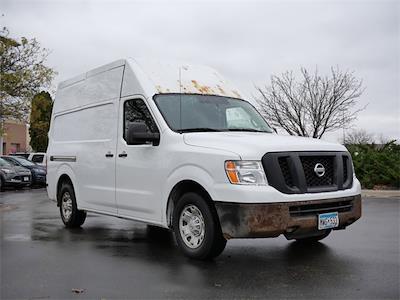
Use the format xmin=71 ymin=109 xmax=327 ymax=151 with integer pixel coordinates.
xmin=161 ymin=163 xmax=216 ymax=225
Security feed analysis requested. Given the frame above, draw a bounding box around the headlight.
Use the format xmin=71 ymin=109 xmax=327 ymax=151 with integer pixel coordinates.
xmin=1 ymin=168 xmax=14 ymax=174
xmin=225 ymin=161 xmax=267 ymax=185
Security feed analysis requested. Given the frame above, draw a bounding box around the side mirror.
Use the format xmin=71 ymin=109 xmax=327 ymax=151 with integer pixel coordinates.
xmin=127 ymin=122 xmax=160 ymax=146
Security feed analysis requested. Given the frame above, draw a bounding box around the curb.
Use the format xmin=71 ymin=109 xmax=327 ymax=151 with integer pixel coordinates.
xmin=361 ymin=190 xmax=400 ymax=199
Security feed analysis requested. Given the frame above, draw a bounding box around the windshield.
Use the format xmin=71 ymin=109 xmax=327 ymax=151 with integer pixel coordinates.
xmin=13 ymin=157 xmax=36 ymax=167
xmin=154 ymin=94 xmax=273 ymax=133
xmin=0 ymin=158 xmax=12 ymax=167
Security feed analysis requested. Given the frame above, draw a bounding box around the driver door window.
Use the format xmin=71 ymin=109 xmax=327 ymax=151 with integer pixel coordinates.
xmin=123 ymin=99 xmax=158 ymax=142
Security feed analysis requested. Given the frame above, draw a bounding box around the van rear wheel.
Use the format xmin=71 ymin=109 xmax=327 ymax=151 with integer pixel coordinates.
xmin=59 ymin=182 xmax=86 ymax=228
xmin=173 ymin=192 xmax=226 ymax=260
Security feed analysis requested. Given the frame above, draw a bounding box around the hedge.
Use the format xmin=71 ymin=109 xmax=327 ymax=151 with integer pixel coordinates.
xmin=346 ymin=141 xmax=400 ymax=189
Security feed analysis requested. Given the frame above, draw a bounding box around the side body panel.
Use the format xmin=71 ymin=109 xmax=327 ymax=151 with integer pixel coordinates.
xmin=47 ymin=62 xmax=125 ymax=213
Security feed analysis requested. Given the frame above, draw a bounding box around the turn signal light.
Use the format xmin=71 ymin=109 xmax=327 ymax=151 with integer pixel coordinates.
xmin=224 ymin=160 xmax=267 ymax=185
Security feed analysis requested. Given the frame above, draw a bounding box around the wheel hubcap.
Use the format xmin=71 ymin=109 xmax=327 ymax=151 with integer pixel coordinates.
xmin=179 ymin=205 xmax=205 ymax=249
xmin=61 ymin=192 xmax=73 ymax=221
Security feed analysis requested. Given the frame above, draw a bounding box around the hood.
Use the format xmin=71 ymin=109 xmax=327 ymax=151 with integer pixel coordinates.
xmin=0 ymin=166 xmax=13 ymax=172
xmin=1 ymin=165 xmax=31 ymax=174
xmin=15 ymin=166 xmax=32 ymax=174
xmin=183 ymin=132 xmax=347 ymax=159
xmin=31 ymin=165 xmax=47 ymax=174
xmin=23 ymin=164 xmax=44 ymax=170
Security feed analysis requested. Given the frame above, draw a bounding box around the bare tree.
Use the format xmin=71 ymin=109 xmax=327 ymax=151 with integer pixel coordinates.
xmin=256 ymin=67 xmax=365 ymax=139
xmin=344 ymin=129 xmax=374 ymax=145
xmin=377 ymin=133 xmax=391 ymax=145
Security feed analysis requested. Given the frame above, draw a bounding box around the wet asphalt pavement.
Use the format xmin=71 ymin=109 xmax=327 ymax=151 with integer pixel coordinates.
xmin=1 ymin=189 xmax=399 ymax=299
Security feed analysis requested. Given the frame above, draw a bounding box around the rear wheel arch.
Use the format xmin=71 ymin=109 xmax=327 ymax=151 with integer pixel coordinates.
xmin=58 ymin=179 xmax=86 ymax=228
xmin=56 ymin=174 xmax=74 ymax=207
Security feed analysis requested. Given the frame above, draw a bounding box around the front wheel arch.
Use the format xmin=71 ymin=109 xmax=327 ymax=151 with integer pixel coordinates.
xmin=172 ymin=191 xmax=227 ymax=259
xmin=166 ymin=180 xmax=216 ymax=229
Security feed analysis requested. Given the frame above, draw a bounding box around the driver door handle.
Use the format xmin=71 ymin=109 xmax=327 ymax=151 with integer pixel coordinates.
xmin=118 ymin=152 xmax=128 ymax=158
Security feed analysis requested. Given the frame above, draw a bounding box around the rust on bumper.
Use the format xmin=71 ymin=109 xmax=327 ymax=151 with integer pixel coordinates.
xmin=215 ymin=195 xmax=362 ymax=240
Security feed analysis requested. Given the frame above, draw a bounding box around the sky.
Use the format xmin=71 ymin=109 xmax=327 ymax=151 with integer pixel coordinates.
xmin=2 ymin=0 xmax=399 ymax=142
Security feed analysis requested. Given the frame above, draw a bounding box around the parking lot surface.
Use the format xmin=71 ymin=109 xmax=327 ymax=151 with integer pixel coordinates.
xmin=1 ymin=189 xmax=399 ymax=299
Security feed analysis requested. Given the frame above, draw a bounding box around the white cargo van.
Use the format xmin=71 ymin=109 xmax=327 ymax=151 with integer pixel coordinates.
xmin=47 ymin=58 xmax=361 ymax=259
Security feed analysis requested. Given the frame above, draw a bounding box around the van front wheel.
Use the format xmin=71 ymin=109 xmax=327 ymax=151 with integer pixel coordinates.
xmin=173 ymin=192 xmax=226 ymax=260
xmin=59 ymin=182 xmax=86 ymax=228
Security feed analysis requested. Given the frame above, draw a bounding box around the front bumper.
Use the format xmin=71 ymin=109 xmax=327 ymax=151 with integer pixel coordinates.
xmin=5 ymin=175 xmax=32 ymax=186
xmin=215 ymin=194 xmax=361 ymax=239
xmin=32 ymin=174 xmax=46 ymax=184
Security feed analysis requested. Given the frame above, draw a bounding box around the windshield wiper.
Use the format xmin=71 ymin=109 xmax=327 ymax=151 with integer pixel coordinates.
xmin=226 ymin=128 xmax=270 ymax=133
xmin=177 ymin=128 xmax=222 ymax=133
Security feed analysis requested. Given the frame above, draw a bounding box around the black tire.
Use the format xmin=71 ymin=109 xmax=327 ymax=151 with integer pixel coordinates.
xmin=295 ymin=230 xmax=331 ymax=243
xmin=172 ymin=192 xmax=226 ymax=260
xmin=59 ymin=182 xmax=86 ymax=228
xmin=0 ymin=177 xmax=4 ymax=192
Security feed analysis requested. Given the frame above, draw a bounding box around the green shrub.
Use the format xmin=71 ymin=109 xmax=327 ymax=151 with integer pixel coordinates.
xmin=346 ymin=141 xmax=400 ymax=189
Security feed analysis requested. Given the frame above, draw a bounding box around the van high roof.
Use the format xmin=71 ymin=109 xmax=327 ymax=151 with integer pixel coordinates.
xmin=54 ymin=58 xmax=243 ymax=114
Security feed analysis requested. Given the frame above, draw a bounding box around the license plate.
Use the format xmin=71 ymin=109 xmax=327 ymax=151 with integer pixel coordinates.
xmin=318 ymin=212 xmax=339 ymax=230
xmin=23 ymin=176 xmax=29 ymax=182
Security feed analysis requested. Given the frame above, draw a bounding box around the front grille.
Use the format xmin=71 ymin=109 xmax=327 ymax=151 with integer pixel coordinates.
xmin=289 ymin=199 xmax=353 ymax=217
xmin=278 ymin=157 xmax=294 ymax=188
xmin=300 ymin=156 xmax=334 ymax=187
xmin=262 ymin=151 xmax=353 ymax=194
xmin=343 ymin=156 xmax=349 ymax=183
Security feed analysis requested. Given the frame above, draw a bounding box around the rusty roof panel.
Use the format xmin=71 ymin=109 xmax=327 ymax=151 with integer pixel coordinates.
xmin=126 ymin=58 xmax=243 ymax=99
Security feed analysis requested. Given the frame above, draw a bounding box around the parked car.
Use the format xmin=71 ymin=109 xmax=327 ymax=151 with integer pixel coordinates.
xmin=47 ymin=58 xmax=362 ymax=260
xmin=9 ymin=152 xmax=30 ymax=159
xmin=28 ymin=152 xmax=47 ymax=166
xmin=2 ymin=156 xmax=46 ymax=186
xmin=0 ymin=157 xmax=32 ymax=191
